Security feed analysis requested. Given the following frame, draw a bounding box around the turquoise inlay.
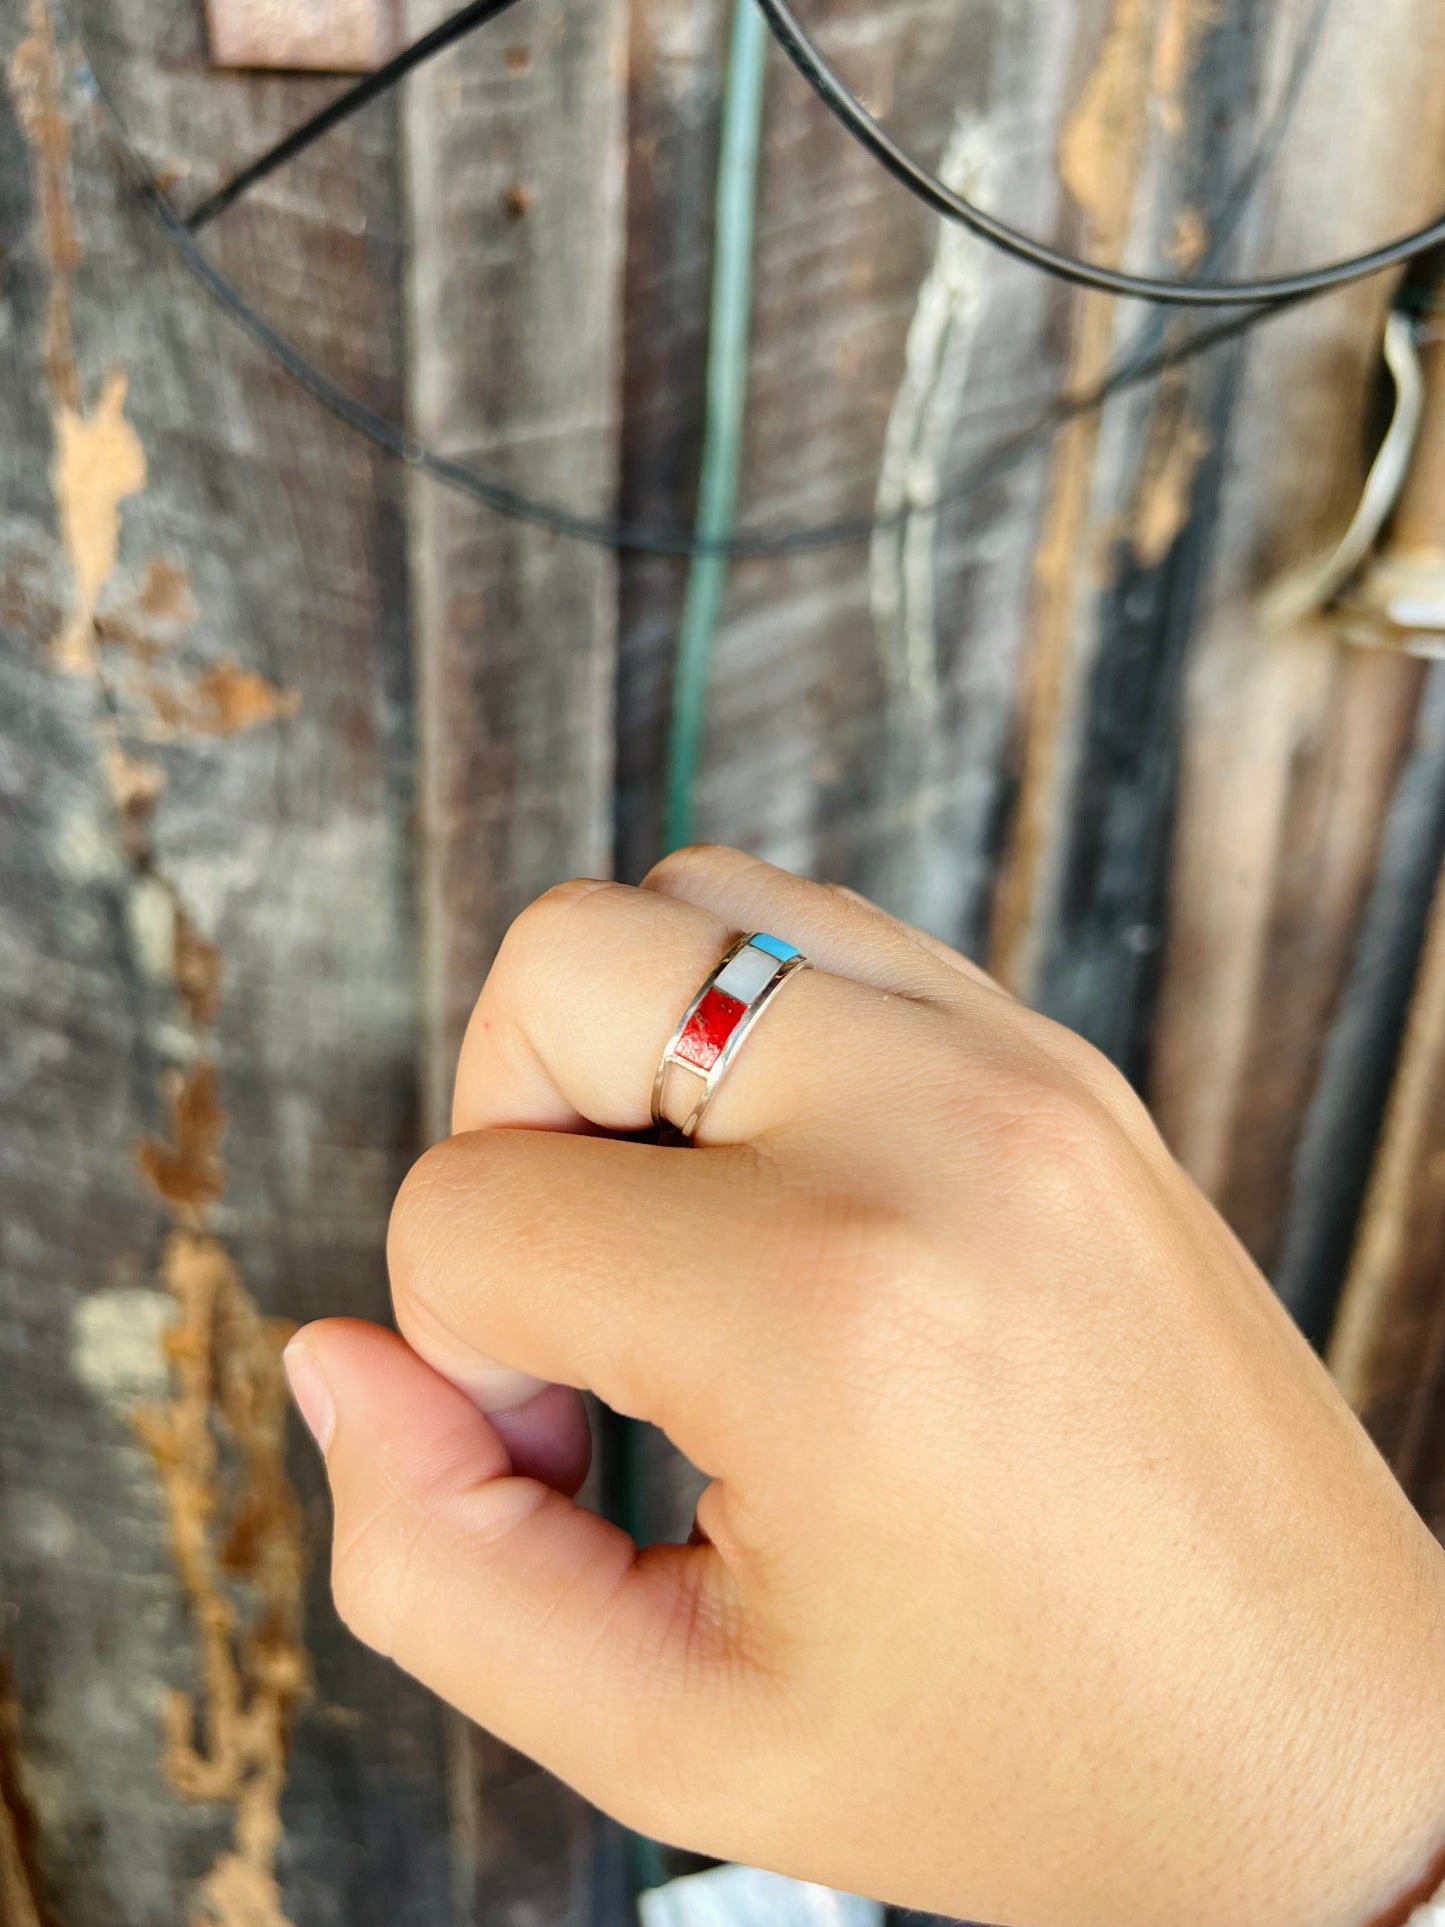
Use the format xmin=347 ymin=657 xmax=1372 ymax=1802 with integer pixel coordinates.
xmin=749 ymin=932 xmax=800 ymax=963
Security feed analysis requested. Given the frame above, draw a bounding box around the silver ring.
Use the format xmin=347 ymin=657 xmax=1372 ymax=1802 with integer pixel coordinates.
xmin=651 ymin=932 xmax=810 ymax=1142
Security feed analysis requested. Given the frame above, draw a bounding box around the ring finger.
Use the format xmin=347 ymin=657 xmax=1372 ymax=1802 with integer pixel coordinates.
xmin=450 ymin=874 xmax=944 ymax=1148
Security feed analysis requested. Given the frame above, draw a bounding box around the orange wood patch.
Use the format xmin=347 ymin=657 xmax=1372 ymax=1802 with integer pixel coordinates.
xmin=205 ymin=0 xmax=402 ymax=72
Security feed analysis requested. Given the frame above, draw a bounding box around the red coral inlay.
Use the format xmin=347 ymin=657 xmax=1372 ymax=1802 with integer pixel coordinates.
xmin=674 ymin=987 xmax=746 ymax=1071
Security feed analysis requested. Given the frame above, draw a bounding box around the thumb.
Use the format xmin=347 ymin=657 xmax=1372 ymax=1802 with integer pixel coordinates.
xmin=285 ymin=1319 xmax=740 ymax=1829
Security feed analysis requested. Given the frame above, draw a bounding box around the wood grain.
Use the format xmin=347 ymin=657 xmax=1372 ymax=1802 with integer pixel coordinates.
xmin=0 ymin=5 xmax=452 ymax=1921
xmin=400 ymin=0 xmax=630 ymax=1915
xmin=1330 ymin=826 xmax=1445 ymax=1525
xmin=613 ymin=0 xmax=726 ymax=883
xmin=1269 ymin=664 xmax=1445 ymax=1342
xmin=403 ymin=0 xmax=627 ymax=1101
xmin=1321 ymin=265 xmax=1445 ymax=1472
xmin=616 ymin=0 xmax=1085 ymax=931
xmin=0 ymin=1656 xmax=51 ymax=1927
xmin=1016 ymin=0 xmax=1266 ymax=1062
xmin=1148 ymin=0 xmax=1445 ymax=1289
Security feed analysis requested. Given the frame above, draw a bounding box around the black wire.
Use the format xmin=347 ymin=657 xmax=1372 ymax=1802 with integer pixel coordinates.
xmin=100 ymin=98 xmax=1293 ymax=555
xmin=754 ymin=0 xmax=1445 ymax=309
xmin=77 ymin=0 xmax=1337 ymax=556
xmin=182 ymin=0 xmax=530 ymax=232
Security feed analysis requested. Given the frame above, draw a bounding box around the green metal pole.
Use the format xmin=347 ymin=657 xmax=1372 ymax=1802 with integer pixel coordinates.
xmin=665 ymin=0 xmax=768 ymax=852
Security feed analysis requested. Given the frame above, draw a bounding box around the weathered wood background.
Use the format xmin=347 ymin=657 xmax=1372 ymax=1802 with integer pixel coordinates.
xmin=2 ymin=0 xmax=1445 ymax=1920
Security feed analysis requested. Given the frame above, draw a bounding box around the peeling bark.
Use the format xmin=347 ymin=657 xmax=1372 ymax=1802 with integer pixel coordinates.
xmin=136 ymin=1232 xmax=305 ymax=1927
xmin=8 ymin=13 xmax=312 ymax=1920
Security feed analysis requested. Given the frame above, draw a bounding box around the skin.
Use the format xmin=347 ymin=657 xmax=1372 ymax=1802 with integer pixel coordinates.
xmin=285 ymin=846 xmax=1445 ymax=1927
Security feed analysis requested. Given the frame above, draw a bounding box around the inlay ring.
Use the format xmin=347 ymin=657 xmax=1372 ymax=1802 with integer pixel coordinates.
xmin=650 ymin=932 xmax=810 ymax=1142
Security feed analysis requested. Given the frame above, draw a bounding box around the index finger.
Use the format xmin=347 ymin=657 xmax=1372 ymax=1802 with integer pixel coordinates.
xmin=387 ymin=1125 xmax=835 ymax=1471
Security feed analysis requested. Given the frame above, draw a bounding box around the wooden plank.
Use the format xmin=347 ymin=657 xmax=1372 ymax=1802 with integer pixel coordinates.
xmin=1321 ymin=283 xmax=1445 ymax=1456
xmin=1267 ymin=295 xmax=1445 ymax=1330
xmin=1270 ymin=665 xmax=1445 ymax=1343
xmin=1004 ymin=0 xmax=1268 ymax=1041
xmin=1146 ymin=0 xmax=1445 ymax=1280
xmin=399 ymin=0 xmax=630 ymax=1915
xmin=0 ymin=5 xmax=457 ymax=1923
xmin=0 ymin=1655 xmax=50 ymax=1927
xmin=995 ymin=0 xmax=1444 ymax=1127
xmin=988 ymin=0 xmax=1203 ymax=1002
xmin=614 ymin=0 xmax=728 ymax=882
xmin=615 ymin=0 xmax=1093 ymax=917
xmin=1329 ymin=830 xmax=1445 ymax=1530
xmin=403 ymin=0 xmax=627 ymax=1098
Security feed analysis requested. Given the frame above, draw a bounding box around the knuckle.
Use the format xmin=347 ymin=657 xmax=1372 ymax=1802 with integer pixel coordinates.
xmin=642 ymin=843 xmax=746 ymax=893
xmin=1000 ymin=1054 xmax=1107 ymax=1151
xmin=985 ymin=1058 xmax=1143 ymax=1219
xmin=1029 ymin=1018 xmax=1164 ymax=1150
xmin=1035 ymin=1016 xmax=1125 ymax=1093
xmin=386 ymin=1134 xmax=507 ymax=1325
xmin=817 ymin=877 xmax=874 ymax=919
xmin=386 ymin=1138 xmax=460 ymax=1297
xmin=498 ymin=876 xmax=620 ymax=974
xmin=975 ymin=1002 xmax=1164 ymax=1154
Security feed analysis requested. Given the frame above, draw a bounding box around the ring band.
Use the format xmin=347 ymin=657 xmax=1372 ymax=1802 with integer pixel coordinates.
xmin=652 ymin=932 xmax=809 ymax=1141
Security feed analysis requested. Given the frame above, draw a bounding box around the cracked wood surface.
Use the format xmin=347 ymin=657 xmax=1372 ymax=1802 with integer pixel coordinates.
xmin=0 ymin=5 xmax=448 ymax=1922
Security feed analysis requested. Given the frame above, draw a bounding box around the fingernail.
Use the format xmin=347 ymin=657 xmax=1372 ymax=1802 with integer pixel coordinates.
xmin=403 ymin=1319 xmax=547 ymax=1415
xmin=283 ymin=1338 xmax=335 ymax=1455
xmin=441 ymin=1359 xmax=550 ymax=1416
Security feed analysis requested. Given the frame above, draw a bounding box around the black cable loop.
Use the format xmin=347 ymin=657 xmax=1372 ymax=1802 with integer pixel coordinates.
xmin=107 ymin=118 xmax=1290 ymax=556
xmin=755 ymin=0 xmax=1445 ymax=309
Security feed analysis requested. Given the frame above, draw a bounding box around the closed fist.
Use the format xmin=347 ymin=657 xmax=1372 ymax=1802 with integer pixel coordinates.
xmin=285 ymin=848 xmax=1445 ymax=1927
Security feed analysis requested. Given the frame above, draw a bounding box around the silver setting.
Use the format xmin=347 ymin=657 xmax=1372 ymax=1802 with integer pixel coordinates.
xmin=651 ymin=936 xmax=809 ymax=1142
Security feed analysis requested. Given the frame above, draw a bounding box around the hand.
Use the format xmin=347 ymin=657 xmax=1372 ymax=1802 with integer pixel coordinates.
xmin=285 ymin=848 xmax=1445 ymax=1927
